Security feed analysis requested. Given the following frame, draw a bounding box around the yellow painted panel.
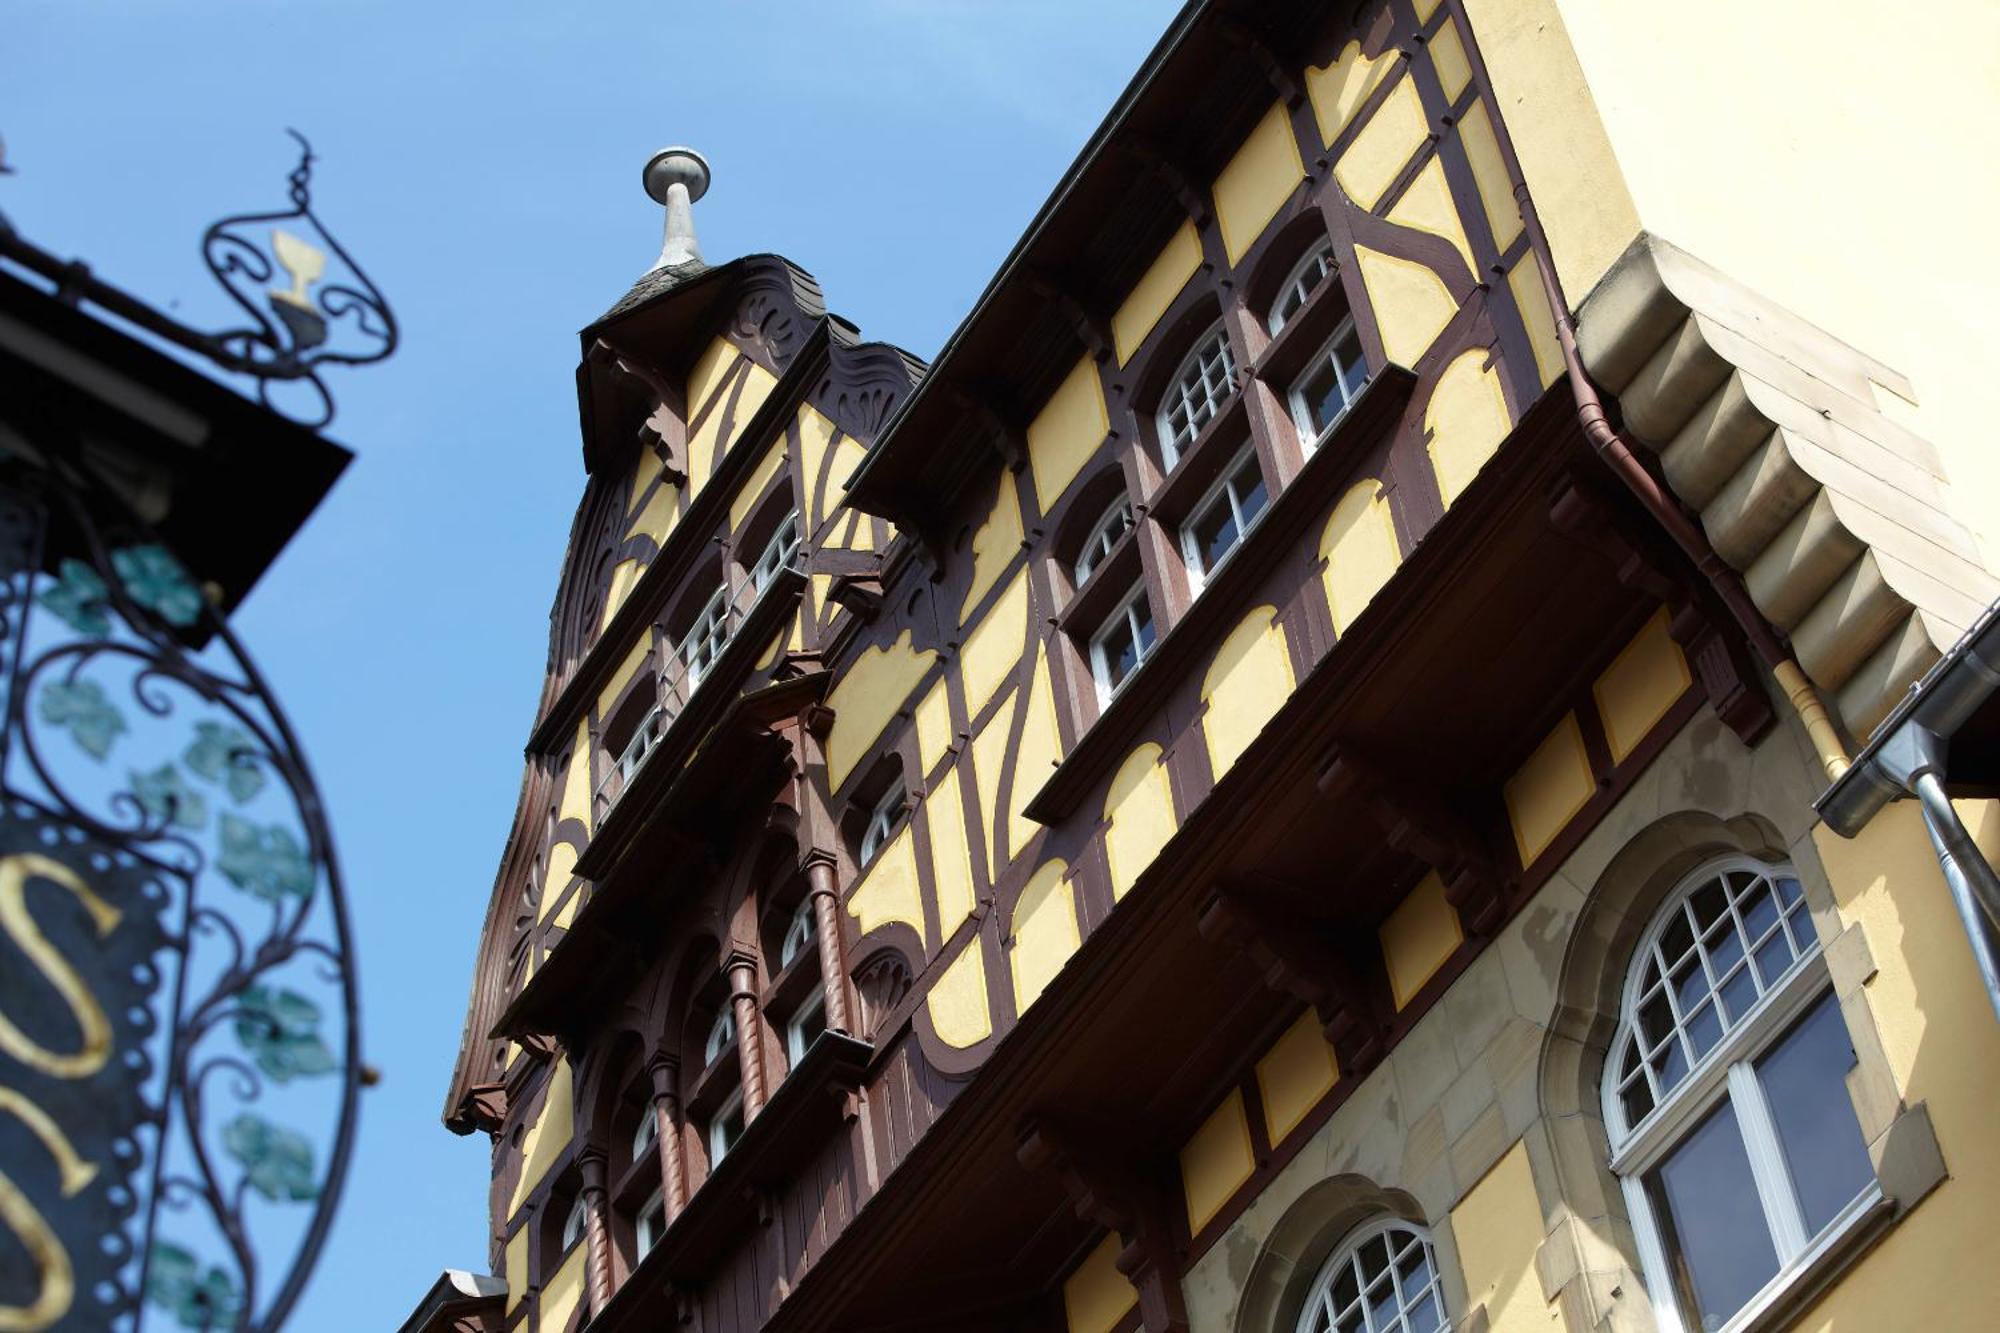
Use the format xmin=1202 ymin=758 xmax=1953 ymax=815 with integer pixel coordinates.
xmin=1430 ymin=19 xmax=1472 ymax=102
xmin=1385 ymin=156 xmax=1476 ymax=277
xmin=1063 ymin=1233 xmax=1138 ymax=1333
xmin=1256 ymin=1009 xmax=1340 ymax=1146
xmin=927 ymin=937 xmax=992 ymax=1048
xmin=1353 ymin=245 xmax=1457 ymax=366
xmin=1180 ymin=1088 xmax=1256 ymax=1234
xmin=1214 ymin=101 xmax=1307 ymax=266
xmin=624 ymin=476 xmax=678 ymax=544
xmin=960 ymin=570 xmax=1030 ymax=720
xmin=927 ymin=766 xmax=977 ymax=941
xmin=824 ymin=437 xmax=870 ymax=539
xmin=1007 ymin=649 xmax=1065 ymax=863
xmin=1112 ymin=220 xmax=1203 ymax=367
xmin=1104 ymin=742 xmax=1175 ymax=900
xmin=1450 ymin=1140 xmax=1565 ymax=1333
xmin=754 ymin=623 xmax=786 ymax=671
xmin=602 ymin=557 xmax=641 ymax=631
xmin=728 ymin=438 xmax=789 ymax=534
xmin=824 ymin=630 xmax=937 ymax=791
xmin=1334 ymin=78 xmax=1430 ymax=211
xmin=914 ymin=678 xmax=953 ymax=778
xmin=504 ymin=1227 xmax=528 ymax=1315
xmin=797 ymin=403 xmax=840 ymax=530
xmin=630 ymin=438 xmax=664 ymax=503
xmin=1027 ymin=357 xmax=1112 ymax=516
xmin=1592 ymin=608 xmax=1692 ymax=763
xmin=541 ymin=1245 xmax=587 ymax=1332
xmin=686 ymin=336 xmax=737 ymax=419
xmin=1413 ymin=0 xmax=1441 ymax=19
xmin=1503 ymin=714 xmax=1593 ymax=867
xmin=1505 ymin=256 xmax=1565 ymax=389
xmin=1009 ymin=859 xmax=1078 ymax=1015
xmin=846 ymin=824 xmax=926 ymax=941
xmin=558 ymin=721 xmax=593 ymax=835
xmin=540 ymin=843 xmax=578 ymax=925
xmin=1426 ymin=348 xmax=1512 ymax=508
xmin=960 ymin=471 xmax=1025 ymax=625
xmin=969 ymin=693 xmax=1019 ymax=885
xmin=507 ymin=1058 xmax=573 ymax=1216
xmin=1457 ymin=100 xmax=1525 ymax=252
xmin=1320 ymin=479 xmax=1402 ymax=636
xmin=595 ymin=632 xmax=651 ymax=723
xmin=1380 ymin=871 xmax=1464 ymax=1010
xmin=721 ymin=361 xmax=778 ymax=466
xmin=1305 ymin=40 xmax=1394 ymax=151
xmin=1200 ymin=606 xmax=1295 ymax=779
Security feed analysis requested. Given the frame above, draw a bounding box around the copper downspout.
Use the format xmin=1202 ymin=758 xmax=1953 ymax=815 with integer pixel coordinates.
xmin=1441 ymin=32 xmax=1849 ymax=783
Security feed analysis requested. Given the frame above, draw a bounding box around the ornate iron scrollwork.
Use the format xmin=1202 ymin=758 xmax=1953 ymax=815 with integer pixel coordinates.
xmin=197 ymin=130 xmax=397 ymax=428
xmin=0 ymin=457 xmax=360 ymax=1331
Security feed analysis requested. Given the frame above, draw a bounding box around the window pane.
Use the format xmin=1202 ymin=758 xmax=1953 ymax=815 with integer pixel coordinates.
xmin=1191 ymin=495 xmax=1241 ymax=572
xmin=1755 ymin=994 xmax=1874 ymax=1237
xmin=1645 ymin=1098 xmax=1780 ymax=1332
xmin=1297 ymin=358 xmax=1343 ymax=437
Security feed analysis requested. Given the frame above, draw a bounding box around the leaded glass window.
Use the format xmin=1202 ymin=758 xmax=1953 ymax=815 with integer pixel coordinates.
xmin=1270 ymin=239 xmax=1336 ymax=334
xmin=1156 ymin=325 xmax=1237 ymax=466
xmin=1296 ymin=1220 xmax=1448 ymax=1333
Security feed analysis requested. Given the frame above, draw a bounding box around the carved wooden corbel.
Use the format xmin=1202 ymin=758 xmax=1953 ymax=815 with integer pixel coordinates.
xmin=826 ymin=571 xmax=887 ymax=622
xmin=1547 ymin=476 xmax=1679 ymax=604
xmin=591 ymin=338 xmax=689 ymax=484
xmin=1318 ymin=746 xmax=1508 ymax=938
xmin=1024 ymin=266 xmax=1115 ymax=363
xmin=1669 ymin=597 xmax=1774 ymax=745
xmin=1196 ymin=883 xmax=1391 ymax=1076
xmin=1216 ymin=16 xmax=1304 ymax=107
xmin=1117 ymin=134 xmax=1212 ymax=228
xmin=459 ymin=1081 xmax=510 ymax=1135
xmin=1016 ymin=1119 xmax=1190 ymax=1333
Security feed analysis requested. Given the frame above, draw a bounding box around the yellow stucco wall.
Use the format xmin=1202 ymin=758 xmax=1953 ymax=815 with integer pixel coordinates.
xmin=504 ymin=1227 xmax=528 ymax=1315
xmin=1320 ymin=479 xmax=1402 ymax=636
xmin=1009 ymin=859 xmax=1078 ymax=1014
xmin=1503 ymin=713 xmax=1592 ymax=868
xmin=1103 ymin=742 xmax=1176 ymax=901
xmin=1379 ymin=871 xmax=1462 ymax=1010
xmin=1353 ymin=245 xmax=1456 ymax=367
xmin=1450 ymin=1140 xmax=1567 ymax=1332
xmin=961 ymin=471 xmax=1024 ymax=624
xmin=508 ymin=1058 xmax=573 ymax=1217
xmin=1180 ymin=1088 xmax=1256 ymax=1235
xmin=1335 ymin=77 xmax=1429 ymax=211
xmin=846 ymin=824 xmax=925 ymax=941
xmin=822 ymin=630 xmax=935 ymax=791
xmin=1591 ymin=608 xmax=1691 ymax=763
xmin=1113 ymin=222 xmax=1203 ymax=367
xmin=539 ymin=1245 xmax=586 ymax=1332
xmin=927 ymin=936 xmax=993 ymax=1048
xmin=558 ymin=720 xmax=593 ymax=833
xmin=1510 ymin=0 xmax=2000 ymax=569
xmin=1255 ymin=1009 xmax=1340 ymax=1147
xmin=1214 ymin=102 xmax=1306 ymax=265
xmin=1425 ymin=348 xmax=1511 ymax=508
xmin=960 ymin=570 xmax=1030 ymax=718
xmin=1799 ymin=800 xmax=2000 ymax=1329
xmin=926 ymin=766 xmax=977 ymax=940
xmin=1027 ymin=357 xmax=1111 ymax=516
xmin=1305 ymin=39 xmax=1394 ymax=151
xmin=1063 ymin=1233 xmax=1139 ymax=1333
xmin=1200 ymin=607 xmax=1295 ymax=779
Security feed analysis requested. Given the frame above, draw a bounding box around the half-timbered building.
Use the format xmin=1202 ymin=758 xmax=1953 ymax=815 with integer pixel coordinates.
xmin=414 ymin=2 xmax=2000 ymax=1331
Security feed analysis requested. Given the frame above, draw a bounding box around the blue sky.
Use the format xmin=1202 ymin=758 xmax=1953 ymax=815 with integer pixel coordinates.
xmin=6 ymin=0 xmax=1181 ymax=1326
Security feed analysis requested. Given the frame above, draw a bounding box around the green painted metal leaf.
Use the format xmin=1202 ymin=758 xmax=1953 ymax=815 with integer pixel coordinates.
xmin=234 ymin=984 xmax=337 ymax=1082
xmin=184 ymin=720 xmax=267 ymax=804
xmin=146 ymin=1240 xmax=245 ymax=1329
xmin=37 ymin=678 xmax=126 ymax=759
xmin=217 ymin=814 xmax=313 ymax=901
xmin=222 ymin=1112 xmax=319 ymax=1203
xmin=132 ymin=763 xmax=208 ymax=831
xmin=37 ymin=557 xmax=112 ymax=636
xmin=112 ymin=543 xmax=204 ymax=627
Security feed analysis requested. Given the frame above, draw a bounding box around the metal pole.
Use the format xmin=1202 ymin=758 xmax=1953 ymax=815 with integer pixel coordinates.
xmin=1915 ymin=779 xmax=2000 ymax=1022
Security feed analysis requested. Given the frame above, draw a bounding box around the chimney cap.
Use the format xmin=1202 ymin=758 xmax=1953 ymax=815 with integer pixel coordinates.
xmin=643 ymin=147 xmax=711 ymax=207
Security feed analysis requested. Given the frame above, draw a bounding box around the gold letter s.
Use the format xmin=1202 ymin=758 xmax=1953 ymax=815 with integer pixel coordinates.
xmin=0 ymin=1087 xmax=95 ymax=1330
xmin=0 ymin=853 xmax=121 ymax=1080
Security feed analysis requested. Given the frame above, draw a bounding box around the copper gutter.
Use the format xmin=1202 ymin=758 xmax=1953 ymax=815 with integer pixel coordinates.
xmin=1444 ymin=0 xmax=1850 ymax=778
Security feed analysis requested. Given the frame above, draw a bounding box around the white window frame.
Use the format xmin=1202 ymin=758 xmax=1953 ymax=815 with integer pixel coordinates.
xmin=1072 ymin=494 xmax=1134 ymax=587
xmin=858 ymin=780 xmax=905 ymax=866
xmin=708 ymin=1087 xmax=745 ymax=1167
xmin=786 ymin=989 xmax=827 ymax=1067
xmin=560 ymin=1195 xmax=587 ymax=1253
xmin=1155 ymin=324 xmax=1237 ymax=467
xmin=635 ymin=1187 xmax=666 ymax=1256
xmin=1179 ymin=445 xmax=1269 ymax=591
xmin=749 ymin=511 xmax=802 ymax=593
xmin=1088 ymin=585 xmax=1157 ymax=706
xmin=677 ymin=584 xmax=732 ymax=691
xmin=616 ymin=705 xmax=663 ymax=784
xmin=1294 ymin=1216 xmax=1450 ymax=1333
xmin=1603 ymin=856 xmax=1880 ymax=1333
xmin=703 ymin=1006 xmax=736 ymax=1068
xmin=1286 ymin=317 xmax=1368 ymax=452
xmin=780 ymin=896 xmax=817 ymax=969
xmin=1268 ymin=238 xmax=1336 ymax=335
xmin=631 ymin=1101 xmax=659 ymax=1161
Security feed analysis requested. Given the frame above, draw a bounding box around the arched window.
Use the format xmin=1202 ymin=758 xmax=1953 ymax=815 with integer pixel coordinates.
xmin=559 ymin=1195 xmax=587 ymax=1253
xmin=631 ymin=1100 xmax=659 ymax=1161
xmin=1604 ymin=857 xmax=1877 ymax=1333
xmin=703 ymin=1007 xmax=736 ymax=1066
xmin=1073 ymin=494 xmax=1135 ymax=587
xmin=635 ymin=1188 xmax=666 ymax=1257
xmin=1295 ymin=1218 xmax=1448 ymax=1333
xmin=1269 ymin=238 xmax=1336 ymax=334
xmin=748 ymin=510 xmax=802 ymax=593
xmin=780 ymin=897 xmax=816 ymax=968
xmin=677 ymin=584 xmax=732 ymax=690
xmin=858 ymin=779 xmax=907 ymax=866
xmin=1156 ymin=324 xmax=1237 ymax=466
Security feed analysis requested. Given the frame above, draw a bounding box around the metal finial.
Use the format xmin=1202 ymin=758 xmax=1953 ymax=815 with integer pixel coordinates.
xmin=643 ymin=146 xmax=709 ymax=271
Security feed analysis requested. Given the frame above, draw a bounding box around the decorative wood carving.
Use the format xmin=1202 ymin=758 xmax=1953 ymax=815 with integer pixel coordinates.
xmin=1670 ymin=598 xmax=1775 ymax=744
xmin=460 ymin=1081 xmax=509 ymax=1135
xmin=826 ymin=571 xmax=886 ymax=622
xmin=853 ymin=953 xmax=911 ymax=1040
xmin=1016 ymin=1119 xmax=1190 ymax=1333
xmin=1318 ymin=746 xmax=1508 ymax=938
xmin=1024 ymin=266 xmax=1114 ymax=362
xmin=1196 ymin=882 xmax=1391 ymax=1076
xmin=1217 ymin=16 xmax=1304 ymax=107
xmin=1117 ymin=133 xmax=1212 ymax=227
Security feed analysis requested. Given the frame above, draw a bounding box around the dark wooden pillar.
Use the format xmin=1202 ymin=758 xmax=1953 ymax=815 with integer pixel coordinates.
xmin=805 ymin=850 xmax=854 ymax=1034
xmin=726 ymin=949 xmax=769 ymax=1120
xmin=578 ymin=1145 xmax=615 ymax=1317
xmin=647 ymin=1050 xmax=690 ymax=1219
